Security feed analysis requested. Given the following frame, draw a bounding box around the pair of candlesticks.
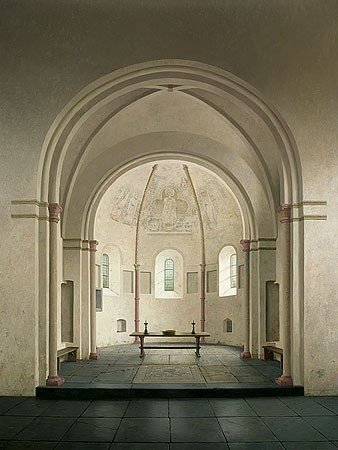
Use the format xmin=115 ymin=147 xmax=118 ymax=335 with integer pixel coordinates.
xmin=143 ymin=320 xmax=196 ymax=334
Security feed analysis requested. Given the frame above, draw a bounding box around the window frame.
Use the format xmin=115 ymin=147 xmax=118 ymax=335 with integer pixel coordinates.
xmin=164 ymin=258 xmax=174 ymax=291
xmin=102 ymin=253 xmax=109 ymax=288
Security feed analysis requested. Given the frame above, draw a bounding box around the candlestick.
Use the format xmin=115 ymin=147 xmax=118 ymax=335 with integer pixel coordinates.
xmin=191 ymin=320 xmax=196 ymax=334
xmin=144 ymin=320 xmax=149 ymax=334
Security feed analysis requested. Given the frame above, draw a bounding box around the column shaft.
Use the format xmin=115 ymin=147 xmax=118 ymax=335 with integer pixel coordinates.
xmin=240 ymin=239 xmax=251 ymax=359
xmin=89 ymin=240 xmax=99 ymax=360
xmin=276 ymin=204 xmax=293 ymax=385
xmin=134 ymin=264 xmax=140 ymax=343
xmin=200 ymin=264 xmax=206 ymax=341
xmin=46 ymin=203 xmax=64 ymax=386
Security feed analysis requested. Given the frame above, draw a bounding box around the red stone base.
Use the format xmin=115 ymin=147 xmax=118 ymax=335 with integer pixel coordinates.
xmin=89 ymin=352 xmax=99 ymax=360
xmin=240 ymin=351 xmax=251 ymax=359
xmin=275 ymin=375 xmax=293 ymax=386
xmin=46 ymin=375 xmax=65 ymax=386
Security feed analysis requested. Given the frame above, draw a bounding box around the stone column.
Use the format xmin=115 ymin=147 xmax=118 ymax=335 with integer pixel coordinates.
xmin=134 ymin=263 xmax=140 ymax=343
xmin=240 ymin=239 xmax=251 ymax=359
xmin=46 ymin=203 xmax=64 ymax=386
xmin=89 ymin=240 xmax=99 ymax=360
xmin=276 ymin=204 xmax=293 ymax=385
xmin=200 ymin=263 xmax=206 ymax=342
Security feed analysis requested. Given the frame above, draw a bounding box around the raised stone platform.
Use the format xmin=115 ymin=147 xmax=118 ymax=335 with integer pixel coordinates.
xmin=36 ymin=343 xmax=304 ymax=399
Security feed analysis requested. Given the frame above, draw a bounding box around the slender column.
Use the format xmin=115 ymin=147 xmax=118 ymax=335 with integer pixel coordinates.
xmin=89 ymin=240 xmax=99 ymax=360
xmin=200 ymin=263 xmax=206 ymax=342
xmin=46 ymin=203 xmax=64 ymax=386
xmin=134 ymin=263 xmax=140 ymax=343
xmin=276 ymin=204 xmax=293 ymax=385
xmin=240 ymin=239 xmax=251 ymax=359
xmin=183 ymin=165 xmax=206 ymax=341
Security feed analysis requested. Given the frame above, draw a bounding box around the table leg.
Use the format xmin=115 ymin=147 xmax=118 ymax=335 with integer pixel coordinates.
xmin=195 ymin=337 xmax=201 ymax=357
xmin=139 ymin=336 xmax=145 ymax=358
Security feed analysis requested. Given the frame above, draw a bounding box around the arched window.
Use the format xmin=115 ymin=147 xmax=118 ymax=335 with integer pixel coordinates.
xmin=164 ymin=258 xmax=174 ymax=291
xmin=102 ymin=253 xmax=109 ymax=288
xmin=219 ymin=245 xmax=237 ymax=297
xmin=155 ymin=249 xmax=183 ymax=299
xmin=230 ymin=254 xmax=237 ymax=288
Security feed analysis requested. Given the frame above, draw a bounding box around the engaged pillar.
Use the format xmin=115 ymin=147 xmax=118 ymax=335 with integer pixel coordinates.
xmin=240 ymin=239 xmax=251 ymax=359
xmin=134 ymin=263 xmax=140 ymax=343
xmin=46 ymin=203 xmax=64 ymax=386
xmin=89 ymin=239 xmax=99 ymax=360
xmin=276 ymin=204 xmax=293 ymax=385
xmin=200 ymin=263 xmax=206 ymax=343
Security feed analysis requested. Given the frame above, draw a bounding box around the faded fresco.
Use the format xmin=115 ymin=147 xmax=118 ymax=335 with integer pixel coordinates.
xmin=110 ymin=163 xmax=234 ymax=234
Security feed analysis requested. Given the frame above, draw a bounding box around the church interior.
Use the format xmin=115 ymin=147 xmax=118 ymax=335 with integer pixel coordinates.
xmin=1 ymin=0 xmax=338 ymax=408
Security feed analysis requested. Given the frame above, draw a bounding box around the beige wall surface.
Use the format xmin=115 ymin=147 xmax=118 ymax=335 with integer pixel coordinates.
xmin=1 ymin=1 xmax=337 ymax=395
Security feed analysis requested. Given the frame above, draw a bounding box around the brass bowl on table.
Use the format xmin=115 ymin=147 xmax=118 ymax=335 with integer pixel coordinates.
xmin=162 ymin=329 xmax=176 ymax=336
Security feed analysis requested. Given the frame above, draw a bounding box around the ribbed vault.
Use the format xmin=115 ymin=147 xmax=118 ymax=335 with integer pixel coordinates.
xmin=38 ymin=60 xmax=302 ymax=242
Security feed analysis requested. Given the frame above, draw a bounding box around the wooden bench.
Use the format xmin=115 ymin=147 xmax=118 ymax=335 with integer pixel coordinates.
xmin=57 ymin=346 xmax=78 ymax=370
xmin=263 ymin=345 xmax=283 ymax=369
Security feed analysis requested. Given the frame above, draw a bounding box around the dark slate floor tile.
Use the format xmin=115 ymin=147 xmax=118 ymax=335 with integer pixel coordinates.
xmin=82 ymin=400 xmax=129 ymax=417
xmin=110 ymin=444 xmax=168 ymax=450
xmin=304 ymin=416 xmax=338 ymax=440
xmin=4 ymin=398 xmax=56 ymax=416
xmin=0 ymin=416 xmax=35 ymax=440
xmin=61 ymin=417 xmax=121 ymax=442
xmin=0 ymin=397 xmax=27 ymax=415
xmin=44 ymin=400 xmax=91 ymax=417
xmin=262 ymin=416 xmax=326 ymax=441
xmin=114 ymin=418 xmax=170 ymax=442
xmin=246 ymin=397 xmax=297 ymax=416
xmin=169 ymin=399 xmax=214 ymax=417
xmin=170 ymin=417 xmax=225 ymax=442
xmin=2 ymin=442 xmax=57 ymax=449
xmin=170 ymin=443 xmax=229 ymax=449
xmin=279 ymin=396 xmax=335 ymax=416
xmin=14 ymin=417 xmax=76 ymax=441
xmin=210 ymin=398 xmax=256 ymax=417
xmin=228 ymin=366 xmax=261 ymax=376
xmin=312 ymin=397 xmax=338 ymax=414
xmin=125 ymin=399 xmax=168 ymax=417
xmin=283 ymin=442 xmax=338 ymax=450
xmin=218 ymin=417 xmax=278 ymax=442
xmin=64 ymin=376 xmax=97 ymax=383
xmin=55 ymin=442 xmax=110 ymax=450
xmin=228 ymin=443 xmax=285 ymax=450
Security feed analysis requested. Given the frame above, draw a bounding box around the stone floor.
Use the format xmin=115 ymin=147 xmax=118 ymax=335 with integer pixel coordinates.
xmin=0 ymin=395 xmax=337 ymax=449
xmin=59 ymin=343 xmax=283 ymax=385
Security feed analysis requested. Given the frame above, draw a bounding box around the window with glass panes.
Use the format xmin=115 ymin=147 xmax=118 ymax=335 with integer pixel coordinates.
xmin=102 ymin=254 xmax=109 ymax=288
xmin=230 ymin=253 xmax=237 ymax=288
xmin=164 ymin=258 xmax=174 ymax=291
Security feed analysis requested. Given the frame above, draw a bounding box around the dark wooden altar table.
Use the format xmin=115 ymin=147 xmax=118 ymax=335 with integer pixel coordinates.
xmin=129 ymin=331 xmax=210 ymax=357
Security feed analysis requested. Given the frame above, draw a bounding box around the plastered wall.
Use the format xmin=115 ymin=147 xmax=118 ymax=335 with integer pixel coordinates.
xmin=1 ymin=0 xmax=338 ymax=395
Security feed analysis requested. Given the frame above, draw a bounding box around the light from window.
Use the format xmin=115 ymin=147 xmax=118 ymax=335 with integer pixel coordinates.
xmin=219 ymin=245 xmax=237 ymax=297
xmin=164 ymin=258 xmax=174 ymax=291
xmin=230 ymin=254 xmax=237 ymax=288
xmin=102 ymin=254 xmax=109 ymax=288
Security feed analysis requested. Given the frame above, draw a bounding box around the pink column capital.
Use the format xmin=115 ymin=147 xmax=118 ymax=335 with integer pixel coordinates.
xmin=279 ymin=204 xmax=292 ymax=223
xmin=48 ymin=203 xmax=62 ymax=223
xmin=89 ymin=240 xmax=99 ymax=251
xmin=240 ymin=239 xmax=251 ymax=252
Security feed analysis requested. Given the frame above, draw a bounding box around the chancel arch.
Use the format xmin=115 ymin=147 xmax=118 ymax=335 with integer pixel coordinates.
xmin=37 ymin=60 xmax=304 ymax=390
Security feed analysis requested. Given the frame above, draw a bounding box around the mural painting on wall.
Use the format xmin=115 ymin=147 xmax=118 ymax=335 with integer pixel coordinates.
xmin=143 ymin=178 xmax=198 ymax=233
xmin=111 ymin=186 xmax=141 ymax=226
xmin=110 ymin=166 xmax=229 ymax=233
